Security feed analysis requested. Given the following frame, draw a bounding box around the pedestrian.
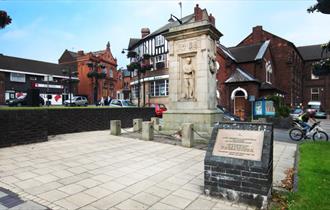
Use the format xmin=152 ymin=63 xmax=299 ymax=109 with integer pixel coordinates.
xmin=100 ymin=97 xmax=104 ymax=106
xmin=107 ymin=96 xmax=112 ymax=105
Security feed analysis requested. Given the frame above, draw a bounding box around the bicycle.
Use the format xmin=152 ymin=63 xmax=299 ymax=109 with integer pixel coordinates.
xmin=289 ymin=120 xmax=329 ymax=141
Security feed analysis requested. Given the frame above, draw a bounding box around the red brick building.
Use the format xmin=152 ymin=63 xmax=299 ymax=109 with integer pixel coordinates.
xmin=217 ymin=40 xmax=284 ymax=120
xmin=237 ymin=26 xmax=304 ymax=107
xmin=298 ymin=44 xmax=330 ymax=113
xmin=59 ymin=42 xmax=121 ymax=103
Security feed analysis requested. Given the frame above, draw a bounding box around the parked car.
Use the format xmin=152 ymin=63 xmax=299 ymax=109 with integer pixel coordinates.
xmin=109 ymin=99 xmax=136 ymax=107
xmin=145 ymin=103 xmax=167 ymax=117
xmin=290 ymin=108 xmax=303 ymax=119
xmin=6 ymin=95 xmax=44 ymax=107
xmin=315 ymin=111 xmax=327 ymax=119
xmin=64 ymin=96 xmax=88 ymax=106
xmin=217 ymin=105 xmax=241 ymax=121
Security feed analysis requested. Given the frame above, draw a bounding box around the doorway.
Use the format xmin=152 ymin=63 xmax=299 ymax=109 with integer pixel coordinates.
xmin=231 ymin=87 xmax=248 ymax=121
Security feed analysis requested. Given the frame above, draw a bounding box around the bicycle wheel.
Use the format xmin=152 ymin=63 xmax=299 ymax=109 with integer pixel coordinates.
xmin=289 ymin=128 xmax=304 ymax=141
xmin=312 ymin=131 xmax=329 ymax=142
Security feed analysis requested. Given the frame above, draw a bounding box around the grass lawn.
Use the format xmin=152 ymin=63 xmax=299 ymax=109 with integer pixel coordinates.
xmin=288 ymin=142 xmax=330 ymax=210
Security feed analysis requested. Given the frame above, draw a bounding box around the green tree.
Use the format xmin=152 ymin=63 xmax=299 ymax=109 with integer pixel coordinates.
xmin=308 ymin=1 xmax=330 ymax=76
xmin=0 ymin=10 xmax=11 ymax=29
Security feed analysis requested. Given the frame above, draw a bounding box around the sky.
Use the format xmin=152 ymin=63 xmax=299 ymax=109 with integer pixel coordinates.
xmin=1 ymin=0 xmax=330 ymax=68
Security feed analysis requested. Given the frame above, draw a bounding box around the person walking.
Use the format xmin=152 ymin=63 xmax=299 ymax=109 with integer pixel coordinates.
xmin=100 ymin=97 xmax=104 ymax=106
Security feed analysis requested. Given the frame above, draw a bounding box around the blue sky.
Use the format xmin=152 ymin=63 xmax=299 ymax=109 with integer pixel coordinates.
xmin=1 ymin=0 xmax=329 ymax=68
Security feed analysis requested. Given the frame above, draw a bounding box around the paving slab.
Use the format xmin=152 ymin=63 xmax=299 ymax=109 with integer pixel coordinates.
xmin=0 ymin=130 xmax=296 ymax=209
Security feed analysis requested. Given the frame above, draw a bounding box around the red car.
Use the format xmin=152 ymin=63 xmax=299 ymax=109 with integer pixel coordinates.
xmin=145 ymin=103 xmax=167 ymax=117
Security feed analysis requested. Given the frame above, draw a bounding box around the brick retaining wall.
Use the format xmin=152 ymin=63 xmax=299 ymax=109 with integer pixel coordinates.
xmin=0 ymin=108 xmax=154 ymax=148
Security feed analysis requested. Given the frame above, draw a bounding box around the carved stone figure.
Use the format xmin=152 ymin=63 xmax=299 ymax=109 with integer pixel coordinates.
xmin=208 ymin=54 xmax=217 ymax=74
xmin=183 ymin=57 xmax=195 ymax=99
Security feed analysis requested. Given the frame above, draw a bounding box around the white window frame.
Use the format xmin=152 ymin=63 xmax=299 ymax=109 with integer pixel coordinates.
xmin=10 ymin=73 xmax=26 ymax=83
xmin=150 ymin=79 xmax=169 ymax=97
xmin=155 ymin=35 xmax=164 ymax=47
xmin=265 ymin=60 xmax=272 ymax=84
xmin=109 ymin=69 xmax=113 ymax=78
xmin=156 ymin=54 xmax=165 ymax=63
xmin=311 ymin=88 xmax=319 ymax=101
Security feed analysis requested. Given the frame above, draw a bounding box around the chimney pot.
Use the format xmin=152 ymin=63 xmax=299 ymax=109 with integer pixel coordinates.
xmin=141 ymin=28 xmax=150 ymax=38
xmin=252 ymin=26 xmax=263 ymax=43
xmin=78 ymin=50 xmax=84 ymax=56
xmin=194 ymin=4 xmax=203 ymax=21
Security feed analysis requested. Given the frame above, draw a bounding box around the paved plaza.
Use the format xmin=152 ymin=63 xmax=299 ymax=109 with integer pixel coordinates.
xmin=0 ymin=130 xmax=296 ymax=210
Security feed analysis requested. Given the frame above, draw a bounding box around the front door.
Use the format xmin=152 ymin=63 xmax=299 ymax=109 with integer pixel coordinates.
xmin=234 ymin=96 xmax=246 ymax=120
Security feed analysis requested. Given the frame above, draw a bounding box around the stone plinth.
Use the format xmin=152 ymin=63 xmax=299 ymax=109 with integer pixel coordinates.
xmin=163 ymin=109 xmax=223 ymax=134
xmin=182 ymin=123 xmax=194 ymax=148
xmin=110 ymin=120 xmax=121 ymax=136
xmin=162 ymin=20 xmax=223 ymax=133
xmin=204 ymin=122 xmax=273 ymax=209
xmin=142 ymin=121 xmax=154 ymax=141
xmin=133 ymin=118 xmax=142 ymax=132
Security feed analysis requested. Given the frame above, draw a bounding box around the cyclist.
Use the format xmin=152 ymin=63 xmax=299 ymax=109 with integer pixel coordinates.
xmin=297 ymin=109 xmax=317 ymax=135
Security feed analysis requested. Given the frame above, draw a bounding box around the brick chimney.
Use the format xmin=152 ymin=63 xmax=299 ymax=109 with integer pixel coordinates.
xmin=194 ymin=4 xmax=203 ymax=21
xmin=252 ymin=26 xmax=263 ymax=43
xmin=77 ymin=50 xmax=84 ymax=56
xmin=141 ymin=28 xmax=150 ymax=38
xmin=208 ymin=13 xmax=215 ymax=26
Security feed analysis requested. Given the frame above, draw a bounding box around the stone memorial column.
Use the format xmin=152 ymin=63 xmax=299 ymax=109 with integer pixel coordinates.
xmin=162 ymin=20 xmax=223 ymax=133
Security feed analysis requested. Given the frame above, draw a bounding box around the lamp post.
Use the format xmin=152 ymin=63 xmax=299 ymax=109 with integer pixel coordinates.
xmin=87 ymin=61 xmax=106 ymax=105
xmin=168 ymin=14 xmax=183 ymax=24
xmin=62 ymin=68 xmax=78 ymax=106
xmin=122 ymin=49 xmax=152 ymax=107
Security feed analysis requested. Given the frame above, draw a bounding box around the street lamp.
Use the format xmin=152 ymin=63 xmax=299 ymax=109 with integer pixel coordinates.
xmin=87 ymin=61 xmax=106 ymax=105
xmin=62 ymin=68 xmax=78 ymax=106
xmin=168 ymin=14 xmax=182 ymax=24
xmin=123 ymin=49 xmax=152 ymax=107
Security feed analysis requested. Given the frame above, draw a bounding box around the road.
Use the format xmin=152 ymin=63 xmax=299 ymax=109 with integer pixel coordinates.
xmin=274 ymin=118 xmax=330 ymax=143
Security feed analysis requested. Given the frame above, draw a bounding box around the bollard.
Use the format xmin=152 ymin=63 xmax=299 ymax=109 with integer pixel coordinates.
xmin=182 ymin=123 xmax=194 ymax=148
xmin=133 ymin=118 xmax=143 ymax=132
xmin=110 ymin=120 xmax=121 ymax=136
xmin=151 ymin=117 xmax=159 ymax=125
xmin=142 ymin=121 xmax=154 ymax=141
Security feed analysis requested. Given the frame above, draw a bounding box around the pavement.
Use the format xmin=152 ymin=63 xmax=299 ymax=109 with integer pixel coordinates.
xmin=0 ymin=130 xmax=297 ymax=210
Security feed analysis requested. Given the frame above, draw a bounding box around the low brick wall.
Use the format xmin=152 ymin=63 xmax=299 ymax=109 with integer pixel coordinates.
xmin=0 ymin=108 xmax=154 ymax=148
xmin=47 ymin=108 xmax=154 ymax=135
xmin=0 ymin=110 xmax=48 ymax=148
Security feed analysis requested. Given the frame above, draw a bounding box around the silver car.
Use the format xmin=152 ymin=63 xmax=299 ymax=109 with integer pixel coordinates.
xmin=64 ymin=96 xmax=88 ymax=106
xmin=109 ymin=99 xmax=136 ymax=107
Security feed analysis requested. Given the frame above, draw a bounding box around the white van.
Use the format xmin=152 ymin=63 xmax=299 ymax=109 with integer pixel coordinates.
xmin=308 ymin=101 xmax=327 ymax=119
xmin=307 ymin=101 xmax=321 ymax=111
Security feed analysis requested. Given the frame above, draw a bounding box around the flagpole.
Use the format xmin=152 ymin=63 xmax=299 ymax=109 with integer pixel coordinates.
xmin=179 ymin=2 xmax=182 ymax=19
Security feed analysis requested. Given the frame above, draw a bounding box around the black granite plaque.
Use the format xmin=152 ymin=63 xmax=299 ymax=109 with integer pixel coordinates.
xmin=204 ymin=122 xmax=273 ymax=209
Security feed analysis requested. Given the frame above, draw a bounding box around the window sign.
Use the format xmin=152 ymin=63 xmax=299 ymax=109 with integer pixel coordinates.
xmin=254 ymin=99 xmax=275 ymax=116
xmin=10 ymin=73 xmax=26 ymax=83
xmin=255 ymin=101 xmax=263 ymax=115
xmin=265 ymin=101 xmax=275 ymax=116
